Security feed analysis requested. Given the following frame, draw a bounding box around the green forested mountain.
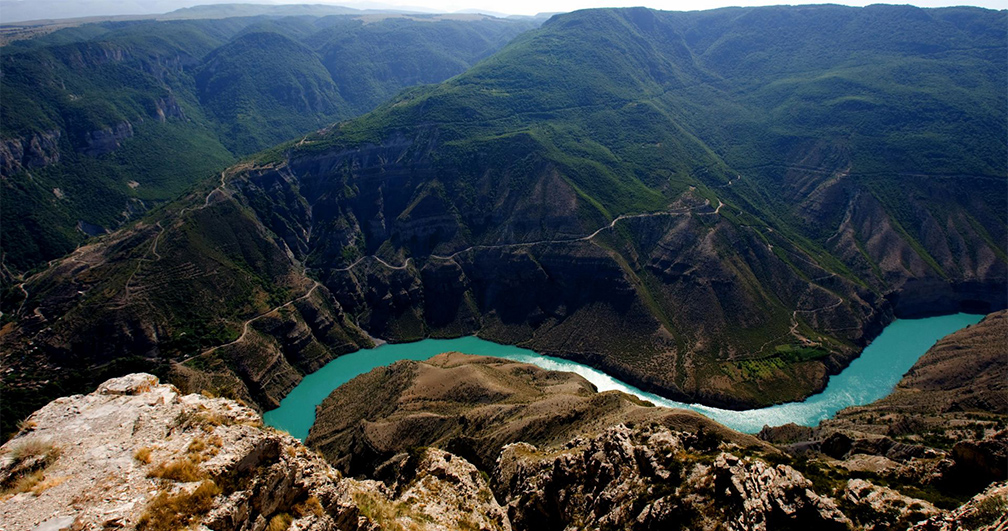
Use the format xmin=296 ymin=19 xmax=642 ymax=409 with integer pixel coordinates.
xmin=0 ymin=14 xmax=534 ymax=274
xmin=2 ymin=5 xmax=1005 ymax=439
xmin=195 ymin=30 xmax=346 ymax=154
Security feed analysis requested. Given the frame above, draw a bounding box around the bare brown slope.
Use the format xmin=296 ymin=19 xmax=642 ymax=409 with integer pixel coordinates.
xmin=306 ymin=352 xmax=770 ymax=475
xmin=825 ymin=309 xmax=1007 ymax=435
xmin=759 ymin=311 xmax=1008 ymax=509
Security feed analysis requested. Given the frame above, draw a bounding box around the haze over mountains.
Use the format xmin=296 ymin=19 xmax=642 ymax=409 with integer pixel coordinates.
xmin=3 ymin=0 xmax=1006 ymax=23
xmin=2 ymin=4 xmax=1004 ymax=441
xmin=0 ymin=1 xmax=425 ymax=24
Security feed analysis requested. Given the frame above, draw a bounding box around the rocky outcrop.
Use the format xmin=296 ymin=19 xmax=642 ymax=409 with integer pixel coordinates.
xmin=947 ymin=437 xmax=1008 ymax=492
xmin=81 ymin=121 xmax=134 ymax=157
xmin=843 ymin=479 xmax=940 ymax=530
xmin=494 ymin=424 xmax=850 ymax=531
xmin=0 ymin=130 xmax=61 ymax=176
xmin=912 ymin=481 xmax=1008 ymax=531
xmin=5 ymin=369 xmax=1006 ymax=531
xmin=151 ymin=95 xmax=185 ymax=123
xmin=0 ymin=374 xmax=508 ymax=531
xmin=709 ymin=453 xmax=850 ymax=531
xmin=367 ymin=449 xmax=511 ymax=531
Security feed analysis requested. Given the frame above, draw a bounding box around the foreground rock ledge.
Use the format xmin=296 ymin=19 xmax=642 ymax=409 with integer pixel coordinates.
xmin=0 ymin=374 xmax=508 ymax=531
xmin=3 ymin=372 xmax=1006 ymax=531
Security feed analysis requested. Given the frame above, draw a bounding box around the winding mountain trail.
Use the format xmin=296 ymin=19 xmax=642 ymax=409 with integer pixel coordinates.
xmin=331 ymin=201 xmax=722 ymax=272
xmin=117 ymin=168 xmax=243 ymax=307
xmin=332 ymin=256 xmax=414 ymax=272
xmin=14 ymin=283 xmax=29 ymax=318
xmin=148 ymin=222 xmax=165 ymax=261
xmin=373 ymin=256 xmax=413 ymax=270
xmin=120 ymin=222 xmax=165 ymax=302
xmin=757 ymin=282 xmax=848 ymax=354
xmin=189 ymin=281 xmax=322 ymax=361
xmin=204 ymin=171 xmax=228 ymax=208
xmin=426 ymin=208 xmax=697 ymax=263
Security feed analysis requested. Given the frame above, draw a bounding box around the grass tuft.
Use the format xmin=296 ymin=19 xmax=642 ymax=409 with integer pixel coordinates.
xmin=267 ymin=513 xmax=294 ymax=531
xmin=134 ymin=447 xmax=153 ymax=464
xmin=137 ymin=480 xmax=221 ymax=531
xmin=147 ymin=457 xmax=205 ymax=483
xmin=0 ymin=439 xmax=61 ymax=496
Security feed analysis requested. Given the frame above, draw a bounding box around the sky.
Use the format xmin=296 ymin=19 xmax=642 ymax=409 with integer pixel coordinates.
xmin=0 ymin=0 xmax=1004 ymax=24
xmin=385 ymin=0 xmax=1008 ymax=15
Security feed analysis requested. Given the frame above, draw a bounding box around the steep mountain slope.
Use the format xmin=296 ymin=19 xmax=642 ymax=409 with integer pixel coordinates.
xmin=2 ymin=6 xmax=1005 ymax=439
xmin=0 ymin=14 xmax=534 ymax=274
xmin=195 ymin=31 xmax=346 ymax=154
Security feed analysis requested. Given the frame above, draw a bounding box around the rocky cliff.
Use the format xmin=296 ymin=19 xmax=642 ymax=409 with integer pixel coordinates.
xmin=0 ymin=374 xmax=510 ymax=531
xmin=0 ymin=372 xmax=848 ymax=531
xmin=757 ymin=310 xmax=1008 ymax=529
xmin=6 ymin=367 xmax=1004 ymax=530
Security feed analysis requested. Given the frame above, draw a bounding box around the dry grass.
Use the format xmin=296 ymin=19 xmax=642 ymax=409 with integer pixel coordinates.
xmin=187 ymin=438 xmax=206 ymax=454
xmin=10 ymin=439 xmax=60 ymax=463
xmin=267 ymin=513 xmax=294 ymax=531
xmin=134 ymin=447 xmax=153 ymax=464
xmin=147 ymin=457 xmax=205 ymax=483
xmin=137 ymin=480 xmax=221 ymax=531
xmin=175 ymin=408 xmax=229 ymax=432
xmin=295 ymin=495 xmax=325 ymax=518
xmin=16 ymin=419 xmax=37 ymax=435
xmin=352 ymin=491 xmax=433 ymax=531
xmin=3 ymin=470 xmax=45 ymax=496
xmin=29 ymin=474 xmax=68 ymax=495
xmin=0 ymin=439 xmax=61 ymax=497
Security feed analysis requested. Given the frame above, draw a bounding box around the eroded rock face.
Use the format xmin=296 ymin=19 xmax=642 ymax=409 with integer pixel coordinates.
xmin=495 ymin=424 xmax=690 ymax=530
xmin=0 ymin=130 xmax=61 ymax=176
xmin=0 ymin=374 xmax=507 ymax=531
xmin=494 ymin=424 xmax=850 ymax=531
xmin=844 ymin=479 xmax=940 ymax=530
xmin=81 ymin=121 xmax=134 ymax=157
xmin=911 ymin=481 xmax=1008 ymax=531
xmin=708 ymin=453 xmax=850 ymax=531
xmin=369 ymin=449 xmax=512 ymax=531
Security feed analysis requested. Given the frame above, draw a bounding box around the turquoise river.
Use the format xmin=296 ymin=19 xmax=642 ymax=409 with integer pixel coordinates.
xmin=264 ymin=312 xmax=984 ymax=440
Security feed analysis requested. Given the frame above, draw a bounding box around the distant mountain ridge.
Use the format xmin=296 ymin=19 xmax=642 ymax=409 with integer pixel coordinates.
xmin=1 ymin=5 xmax=1004 ymax=442
xmin=0 ymin=13 xmax=534 ymax=274
xmin=0 ymin=1 xmax=433 ymax=25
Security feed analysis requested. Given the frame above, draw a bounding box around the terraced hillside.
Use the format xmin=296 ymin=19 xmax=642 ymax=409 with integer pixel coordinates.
xmin=2 ymin=5 xmax=1005 ymax=439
